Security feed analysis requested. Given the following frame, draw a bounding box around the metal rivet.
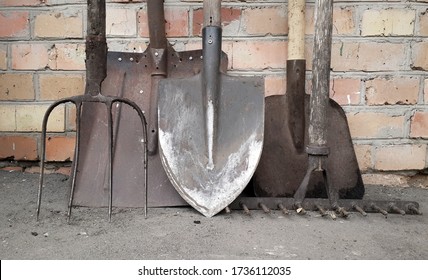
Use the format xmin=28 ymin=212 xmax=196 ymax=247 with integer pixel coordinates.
xmin=118 ymin=57 xmax=122 ymax=61
xmin=208 ymin=39 xmax=213 ymax=44
xmin=154 ymin=52 xmax=159 ymax=57
xmin=130 ymin=57 xmax=134 ymax=62
xmin=200 ymin=55 xmax=203 ymax=59
xmin=189 ymin=56 xmax=193 ymax=61
xmin=139 ymin=90 xmax=144 ymax=94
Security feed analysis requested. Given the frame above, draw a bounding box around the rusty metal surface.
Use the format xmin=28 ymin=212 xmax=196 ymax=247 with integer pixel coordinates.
xmin=229 ymin=197 xmax=421 ymax=215
xmin=72 ymin=47 xmax=227 ymax=208
xmin=252 ymin=93 xmax=364 ymax=199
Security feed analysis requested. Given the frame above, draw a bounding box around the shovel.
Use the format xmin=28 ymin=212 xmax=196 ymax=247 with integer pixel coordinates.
xmin=252 ymin=0 xmax=364 ymax=199
xmin=158 ymin=0 xmax=264 ymax=217
xmin=71 ymin=0 xmax=229 ymax=208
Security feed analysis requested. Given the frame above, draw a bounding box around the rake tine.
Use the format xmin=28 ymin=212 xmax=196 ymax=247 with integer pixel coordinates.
xmin=240 ymin=202 xmax=251 ymax=216
xmin=336 ymin=207 xmax=349 ymax=218
xmin=278 ymin=203 xmax=289 ymax=215
xmin=259 ymin=203 xmax=270 ymax=214
xmin=294 ymin=203 xmax=306 ymax=215
xmin=353 ymin=204 xmax=367 ymax=217
xmin=67 ymin=100 xmax=81 ymax=223
xmin=315 ymin=204 xmax=327 ymax=216
xmin=407 ymin=204 xmax=422 ymax=215
xmin=388 ymin=203 xmax=406 ymax=215
xmin=371 ymin=203 xmax=388 ymax=217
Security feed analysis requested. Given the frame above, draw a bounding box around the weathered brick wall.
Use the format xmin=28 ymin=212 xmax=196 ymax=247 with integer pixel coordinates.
xmin=0 ymin=0 xmax=427 ymax=176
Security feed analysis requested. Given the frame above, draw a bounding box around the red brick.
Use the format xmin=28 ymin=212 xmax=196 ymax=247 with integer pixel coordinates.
xmin=232 ymin=40 xmax=287 ymax=70
xmin=106 ymin=8 xmax=137 ymax=37
xmin=346 ymin=112 xmax=405 ymax=139
xmin=365 ymin=77 xmax=419 ymax=105
xmin=45 ymin=135 xmax=75 ymax=161
xmin=11 ymin=44 xmax=50 ymax=70
xmin=0 ymin=105 xmax=16 ymax=131
xmin=242 ymin=6 xmax=286 ymax=36
xmin=411 ymin=42 xmax=428 ymax=70
xmin=264 ymin=75 xmax=286 ymax=97
xmin=306 ymin=6 xmax=355 ymax=35
xmin=0 ymin=45 xmax=6 ymax=70
xmin=374 ymin=144 xmax=426 ymax=171
xmin=332 ymin=42 xmax=407 ymax=72
xmin=193 ymin=7 xmax=241 ymax=36
xmin=15 ymin=104 xmax=65 ymax=132
xmin=0 ymin=11 xmax=30 ymax=38
xmin=0 ymin=0 xmax=43 ymax=6
xmin=361 ymin=9 xmax=415 ymax=36
xmin=0 ymin=166 xmax=24 ymax=172
xmin=330 ymin=78 xmax=361 ymax=105
xmin=66 ymin=104 xmax=76 ymax=131
xmin=354 ymin=144 xmax=372 ymax=172
xmin=39 ymin=74 xmax=85 ymax=100
xmin=139 ymin=7 xmax=189 ymax=38
xmin=34 ymin=10 xmax=83 ymax=38
xmin=49 ymin=43 xmax=85 ymax=70
xmin=425 ymin=79 xmax=428 ymax=104
xmin=0 ymin=136 xmax=38 ymax=160
xmin=410 ymin=111 xmax=428 ymax=138
xmin=0 ymin=73 xmax=34 ymax=100
xmin=418 ymin=8 xmax=428 ymax=36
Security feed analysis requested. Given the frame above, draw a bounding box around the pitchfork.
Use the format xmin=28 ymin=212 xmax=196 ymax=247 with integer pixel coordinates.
xmin=36 ymin=0 xmax=148 ymax=222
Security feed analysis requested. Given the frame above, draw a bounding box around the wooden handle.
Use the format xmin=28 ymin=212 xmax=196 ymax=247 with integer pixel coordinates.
xmin=288 ymin=0 xmax=306 ymax=60
xmin=204 ymin=0 xmax=221 ymax=27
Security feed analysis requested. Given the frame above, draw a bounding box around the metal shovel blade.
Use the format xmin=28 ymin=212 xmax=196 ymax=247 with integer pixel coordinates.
xmin=158 ymin=73 xmax=264 ymax=217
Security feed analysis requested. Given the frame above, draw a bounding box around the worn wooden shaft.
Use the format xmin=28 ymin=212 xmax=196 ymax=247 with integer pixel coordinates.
xmin=204 ymin=0 xmax=221 ymax=27
xmin=86 ymin=0 xmax=107 ymax=96
xmin=288 ymin=0 xmax=306 ymax=60
xmin=308 ymin=0 xmax=333 ymax=147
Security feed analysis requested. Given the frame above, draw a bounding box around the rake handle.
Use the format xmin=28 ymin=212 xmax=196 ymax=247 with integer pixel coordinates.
xmin=308 ymin=0 xmax=333 ymax=149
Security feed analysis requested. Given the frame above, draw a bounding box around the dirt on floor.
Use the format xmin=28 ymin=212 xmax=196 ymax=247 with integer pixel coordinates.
xmin=0 ymin=170 xmax=427 ymax=260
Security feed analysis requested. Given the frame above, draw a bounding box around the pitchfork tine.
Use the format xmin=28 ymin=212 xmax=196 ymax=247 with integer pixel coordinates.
xmin=37 ymin=96 xmax=148 ymax=222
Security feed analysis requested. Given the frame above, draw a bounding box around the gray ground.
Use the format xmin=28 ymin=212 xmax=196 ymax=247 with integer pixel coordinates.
xmin=0 ymin=170 xmax=427 ymax=260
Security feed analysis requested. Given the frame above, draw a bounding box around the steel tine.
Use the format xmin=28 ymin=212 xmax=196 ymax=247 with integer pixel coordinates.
xmin=278 ymin=203 xmax=289 ymax=215
xmin=371 ymin=203 xmax=388 ymax=217
xmin=336 ymin=207 xmax=349 ymax=218
xmin=240 ymin=202 xmax=251 ymax=216
xmin=37 ymin=98 xmax=71 ymax=221
xmin=259 ymin=203 xmax=270 ymax=214
xmin=315 ymin=204 xmax=327 ymax=216
xmin=294 ymin=202 xmax=306 ymax=215
xmin=107 ymin=101 xmax=114 ymax=222
xmin=67 ymin=101 xmax=81 ymax=223
xmin=407 ymin=204 xmax=422 ymax=215
xmin=388 ymin=203 xmax=406 ymax=215
xmin=352 ymin=204 xmax=367 ymax=216
xmin=115 ymin=97 xmax=149 ymax=218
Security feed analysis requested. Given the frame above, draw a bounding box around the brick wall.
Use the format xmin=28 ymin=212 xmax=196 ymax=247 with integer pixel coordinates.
xmin=0 ymin=0 xmax=427 ymax=176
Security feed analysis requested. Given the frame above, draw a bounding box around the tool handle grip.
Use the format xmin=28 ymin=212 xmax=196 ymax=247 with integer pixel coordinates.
xmin=147 ymin=0 xmax=167 ymax=49
xmin=309 ymin=0 xmax=333 ymax=147
xmin=288 ymin=0 xmax=306 ymax=60
xmin=86 ymin=0 xmax=107 ymax=96
xmin=204 ymin=0 xmax=221 ymax=27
